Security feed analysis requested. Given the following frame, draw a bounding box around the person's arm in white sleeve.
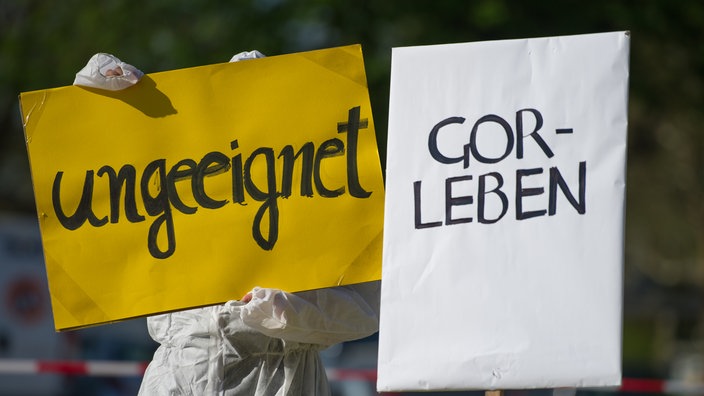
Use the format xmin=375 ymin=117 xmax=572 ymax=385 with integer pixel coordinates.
xmin=238 ymin=281 xmax=380 ymax=347
xmin=227 ymin=48 xmax=380 ymax=347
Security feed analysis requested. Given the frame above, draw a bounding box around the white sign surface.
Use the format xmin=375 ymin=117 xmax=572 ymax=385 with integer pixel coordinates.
xmin=378 ymin=32 xmax=630 ymax=391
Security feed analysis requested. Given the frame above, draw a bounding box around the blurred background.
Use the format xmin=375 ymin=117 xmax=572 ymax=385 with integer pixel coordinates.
xmin=1 ymin=0 xmax=703 ymax=395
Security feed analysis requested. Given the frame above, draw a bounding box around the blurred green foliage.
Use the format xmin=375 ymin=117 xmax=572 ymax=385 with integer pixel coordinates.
xmin=1 ymin=0 xmax=703 ymax=379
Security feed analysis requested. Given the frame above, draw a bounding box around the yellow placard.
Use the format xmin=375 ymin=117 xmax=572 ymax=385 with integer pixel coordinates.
xmin=20 ymin=45 xmax=384 ymax=331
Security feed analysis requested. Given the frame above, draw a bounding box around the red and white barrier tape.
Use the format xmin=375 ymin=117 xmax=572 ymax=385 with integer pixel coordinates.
xmin=620 ymin=378 xmax=704 ymax=394
xmin=1 ymin=360 xmax=702 ymax=394
xmin=0 ymin=359 xmax=148 ymax=377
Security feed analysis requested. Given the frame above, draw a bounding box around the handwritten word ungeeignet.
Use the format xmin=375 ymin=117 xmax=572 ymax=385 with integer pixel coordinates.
xmin=52 ymin=106 xmax=373 ymax=259
xmin=414 ymin=108 xmax=586 ymax=228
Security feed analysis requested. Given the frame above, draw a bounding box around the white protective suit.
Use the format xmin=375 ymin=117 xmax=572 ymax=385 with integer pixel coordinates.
xmin=138 ymin=284 xmax=380 ymax=395
xmin=73 ymin=53 xmax=381 ymax=395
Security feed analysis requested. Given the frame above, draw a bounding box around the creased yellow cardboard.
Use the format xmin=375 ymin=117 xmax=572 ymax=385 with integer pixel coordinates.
xmin=20 ymin=44 xmax=384 ymax=331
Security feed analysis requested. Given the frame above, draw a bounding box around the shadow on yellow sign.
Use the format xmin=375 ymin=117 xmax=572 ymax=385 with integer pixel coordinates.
xmin=19 ymin=45 xmax=385 ymax=331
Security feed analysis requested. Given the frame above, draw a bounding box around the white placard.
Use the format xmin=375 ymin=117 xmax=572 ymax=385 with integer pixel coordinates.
xmin=378 ymin=32 xmax=630 ymax=391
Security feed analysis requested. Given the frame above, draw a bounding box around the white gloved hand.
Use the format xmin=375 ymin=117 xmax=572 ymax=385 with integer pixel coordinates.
xmin=73 ymin=53 xmax=144 ymax=91
xmin=229 ymin=50 xmax=266 ymax=62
